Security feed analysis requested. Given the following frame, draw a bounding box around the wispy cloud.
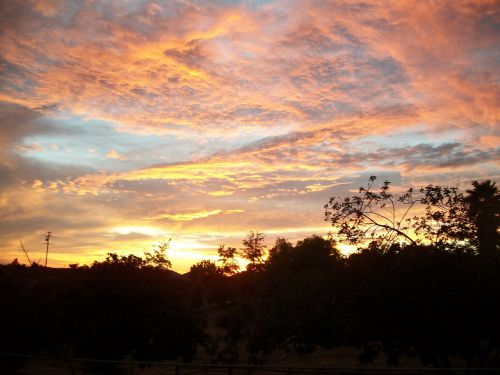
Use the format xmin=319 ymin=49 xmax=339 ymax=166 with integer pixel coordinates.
xmin=148 ymin=209 xmax=244 ymax=222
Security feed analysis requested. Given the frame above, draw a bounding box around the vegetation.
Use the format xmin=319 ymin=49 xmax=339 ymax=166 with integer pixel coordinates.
xmin=325 ymin=177 xmax=499 ymax=253
xmin=1 ymin=179 xmax=498 ymax=372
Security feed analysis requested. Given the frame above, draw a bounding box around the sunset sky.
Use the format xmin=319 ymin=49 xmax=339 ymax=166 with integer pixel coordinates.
xmin=1 ymin=0 xmax=499 ymax=272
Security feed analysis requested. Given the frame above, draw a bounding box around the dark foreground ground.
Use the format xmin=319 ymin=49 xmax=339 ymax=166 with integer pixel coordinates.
xmin=2 ymin=353 xmax=500 ymax=375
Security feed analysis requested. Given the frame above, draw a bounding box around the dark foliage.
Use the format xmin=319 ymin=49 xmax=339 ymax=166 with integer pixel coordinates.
xmin=1 ymin=180 xmax=498 ymax=369
xmin=325 ymin=177 xmax=499 ymax=254
xmin=0 ymin=259 xmax=203 ymax=371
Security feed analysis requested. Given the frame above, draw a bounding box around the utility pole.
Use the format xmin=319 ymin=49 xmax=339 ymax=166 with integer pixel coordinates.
xmin=45 ymin=231 xmax=52 ymax=267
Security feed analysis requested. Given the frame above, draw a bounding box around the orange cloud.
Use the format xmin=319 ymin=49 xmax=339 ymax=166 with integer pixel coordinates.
xmin=106 ymin=149 xmax=127 ymax=160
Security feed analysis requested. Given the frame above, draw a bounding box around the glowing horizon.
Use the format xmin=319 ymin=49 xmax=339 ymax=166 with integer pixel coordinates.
xmin=0 ymin=0 xmax=498 ymax=272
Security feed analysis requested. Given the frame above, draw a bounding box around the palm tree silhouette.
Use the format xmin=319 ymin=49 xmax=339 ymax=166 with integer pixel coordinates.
xmin=466 ymin=180 xmax=499 ymax=255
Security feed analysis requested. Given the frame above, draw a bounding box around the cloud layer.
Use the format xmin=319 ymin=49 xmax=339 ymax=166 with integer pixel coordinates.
xmin=1 ymin=0 xmax=498 ymax=271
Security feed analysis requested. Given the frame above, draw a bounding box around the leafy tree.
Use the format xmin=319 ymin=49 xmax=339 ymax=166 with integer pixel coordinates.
xmin=97 ymin=252 xmax=146 ymax=268
xmin=217 ymin=244 xmax=240 ymax=275
xmin=144 ymin=240 xmax=172 ymax=269
xmin=249 ymin=236 xmax=343 ymax=358
xmin=325 ymin=177 xmax=498 ymax=251
xmin=407 ymin=180 xmax=498 ymax=253
xmin=324 ymin=177 xmax=418 ymax=246
xmin=465 ymin=180 xmax=499 ymax=255
xmin=268 ymin=237 xmax=294 ymax=261
xmin=93 ymin=241 xmax=172 ymax=270
xmin=241 ymin=231 xmax=267 ymax=271
xmin=189 ymin=260 xmax=223 ymax=280
xmin=411 ymin=185 xmax=472 ymax=248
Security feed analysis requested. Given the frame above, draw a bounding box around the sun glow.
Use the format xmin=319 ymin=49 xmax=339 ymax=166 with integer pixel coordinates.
xmin=338 ymin=244 xmax=358 ymax=257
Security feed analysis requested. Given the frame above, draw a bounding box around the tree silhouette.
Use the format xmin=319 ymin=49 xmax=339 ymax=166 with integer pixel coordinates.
xmin=465 ymin=180 xmax=499 ymax=255
xmin=412 ymin=184 xmax=472 ymax=249
xmin=94 ymin=241 xmax=172 ymax=270
xmin=241 ymin=231 xmax=266 ymax=271
xmin=268 ymin=237 xmax=294 ymax=261
xmin=189 ymin=260 xmax=223 ymax=280
xmin=98 ymin=252 xmax=146 ymax=268
xmin=324 ymin=177 xmax=418 ymax=246
xmin=144 ymin=240 xmax=172 ymax=269
xmin=217 ymin=244 xmax=240 ymax=275
xmin=325 ymin=177 xmax=498 ymax=251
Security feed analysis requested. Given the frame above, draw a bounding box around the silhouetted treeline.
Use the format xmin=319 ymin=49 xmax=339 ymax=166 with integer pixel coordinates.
xmin=1 ymin=180 xmax=499 ymax=371
xmin=0 ymin=260 xmax=203 ymax=373
xmin=2 ymin=240 xmax=499 ymax=370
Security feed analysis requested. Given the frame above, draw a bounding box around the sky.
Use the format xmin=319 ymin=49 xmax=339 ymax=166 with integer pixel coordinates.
xmin=0 ymin=0 xmax=499 ymax=272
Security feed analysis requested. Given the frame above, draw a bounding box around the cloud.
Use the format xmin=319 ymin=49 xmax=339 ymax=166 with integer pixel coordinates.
xmin=0 ymin=0 xmax=494 ymax=138
xmin=106 ymin=149 xmax=127 ymax=160
xmin=149 ymin=209 xmax=244 ymax=222
xmin=30 ymin=0 xmax=65 ymax=17
xmin=51 ymin=133 xmax=498 ymax=203
xmin=0 ymin=102 xmax=53 ymax=144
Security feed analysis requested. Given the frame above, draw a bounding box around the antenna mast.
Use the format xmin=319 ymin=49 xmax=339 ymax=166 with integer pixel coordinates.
xmin=45 ymin=232 xmax=52 ymax=267
xmin=20 ymin=241 xmax=32 ymax=265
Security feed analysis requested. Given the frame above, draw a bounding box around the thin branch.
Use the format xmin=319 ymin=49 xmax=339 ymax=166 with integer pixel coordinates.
xmin=361 ymin=212 xmax=417 ymax=245
xmin=398 ymin=200 xmax=417 ymax=229
xmin=366 ymin=209 xmax=395 ymax=226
